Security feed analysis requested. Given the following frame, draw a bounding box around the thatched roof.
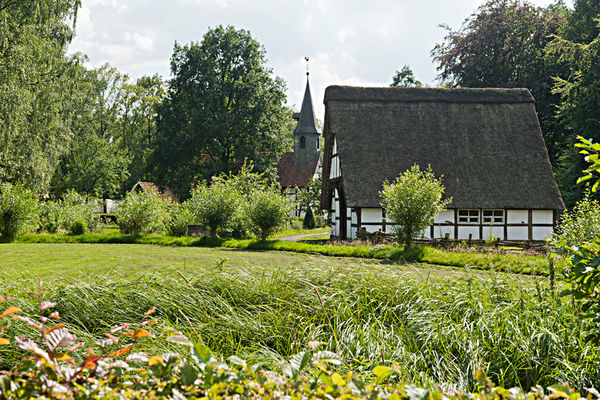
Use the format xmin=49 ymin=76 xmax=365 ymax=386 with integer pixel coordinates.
xmin=321 ymin=86 xmax=564 ymax=210
xmin=277 ymin=152 xmax=318 ymax=188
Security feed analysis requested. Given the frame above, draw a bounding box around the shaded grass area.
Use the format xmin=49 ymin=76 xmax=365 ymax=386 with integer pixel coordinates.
xmin=15 ymin=232 xmax=557 ymax=275
xmin=1 ymin=262 xmax=596 ymax=391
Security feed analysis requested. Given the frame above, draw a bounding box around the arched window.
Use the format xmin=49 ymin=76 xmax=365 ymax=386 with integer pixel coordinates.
xmin=300 ymin=136 xmax=306 ymax=149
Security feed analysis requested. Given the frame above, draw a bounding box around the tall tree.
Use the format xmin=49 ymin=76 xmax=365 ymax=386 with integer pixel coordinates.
xmin=0 ymin=0 xmax=82 ymax=192
xmin=546 ymin=1 xmax=600 ymax=207
xmin=151 ymin=25 xmax=290 ymax=198
xmin=51 ymin=65 xmax=130 ymax=198
xmin=431 ymin=0 xmax=568 ymax=166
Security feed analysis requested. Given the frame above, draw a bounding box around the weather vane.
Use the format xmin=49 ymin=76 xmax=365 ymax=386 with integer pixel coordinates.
xmin=305 ymin=56 xmax=309 ymax=76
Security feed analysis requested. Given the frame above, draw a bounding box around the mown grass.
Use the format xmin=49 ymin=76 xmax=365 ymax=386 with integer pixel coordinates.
xmin=270 ymin=227 xmax=330 ymax=239
xmin=0 ymin=261 xmax=596 ymax=391
xmin=14 ymin=232 xmax=558 ymax=275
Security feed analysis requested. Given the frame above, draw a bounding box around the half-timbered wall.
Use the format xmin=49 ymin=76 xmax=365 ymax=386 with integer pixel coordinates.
xmin=342 ymin=207 xmax=556 ymax=241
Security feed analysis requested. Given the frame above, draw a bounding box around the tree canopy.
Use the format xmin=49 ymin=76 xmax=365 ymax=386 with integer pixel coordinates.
xmin=150 ymin=25 xmax=290 ymax=198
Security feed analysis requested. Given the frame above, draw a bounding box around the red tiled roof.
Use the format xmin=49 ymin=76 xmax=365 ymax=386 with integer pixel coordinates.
xmin=135 ymin=181 xmax=180 ymax=204
xmin=276 ymin=152 xmax=318 ymax=188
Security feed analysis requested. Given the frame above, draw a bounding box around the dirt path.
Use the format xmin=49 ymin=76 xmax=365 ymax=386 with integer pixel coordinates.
xmin=279 ymin=232 xmax=329 ymax=241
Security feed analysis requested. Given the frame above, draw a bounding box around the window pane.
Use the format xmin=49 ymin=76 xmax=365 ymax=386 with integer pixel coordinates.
xmin=494 ymin=211 xmax=503 ymax=217
xmin=459 ymin=210 xmax=468 ymax=216
xmin=483 ymin=210 xmax=492 ymax=216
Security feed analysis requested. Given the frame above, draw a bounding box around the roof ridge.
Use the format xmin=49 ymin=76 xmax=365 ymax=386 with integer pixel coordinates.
xmin=324 ymin=85 xmax=535 ymax=104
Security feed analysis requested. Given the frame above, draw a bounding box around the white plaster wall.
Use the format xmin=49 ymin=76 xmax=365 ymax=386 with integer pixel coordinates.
xmin=434 ymin=225 xmax=454 ymax=239
xmin=507 ymin=210 xmax=528 ymax=224
xmin=351 ymin=209 xmax=357 ymax=224
xmin=482 ymin=226 xmax=505 ymax=241
xmin=350 ymin=227 xmax=357 ymax=239
xmin=362 ymin=208 xmax=383 ymax=223
xmin=435 ymin=210 xmax=455 ymax=224
xmin=420 ymin=228 xmax=430 ymax=239
xmin=458 ymin=226 xmax=480 ymax=240
xmin=363 ymin=224 xmax=380 ymax=233
xmin=507 ymin=226 xmax=528 ymax=241
xmin=332 ymin=138 xmax=338 ymax=154
xmin=533 ymin=226 xmax=553 ymax=241
xmin=533 ymin=210 xmax=553 ymax=224
xmin=329 ymin=156 xmax=340 ymax=179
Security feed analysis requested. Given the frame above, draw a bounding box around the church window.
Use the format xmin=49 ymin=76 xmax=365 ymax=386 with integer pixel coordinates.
xmin=300 ymin=136 xmax=306 ymax=149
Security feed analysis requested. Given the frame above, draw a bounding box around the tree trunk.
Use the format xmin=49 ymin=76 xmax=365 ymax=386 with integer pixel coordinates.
xmin=210 ymin=226 xmax=217 ymax=237
xmin=261 ymin=230 xmax=268 ymax=242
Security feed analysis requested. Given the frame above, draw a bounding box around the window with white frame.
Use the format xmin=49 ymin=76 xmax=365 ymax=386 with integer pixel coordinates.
xmin=458 ymin=209 xmax=479 ymax=224
xmin=483 ymin=210 xmax=504 ymax=224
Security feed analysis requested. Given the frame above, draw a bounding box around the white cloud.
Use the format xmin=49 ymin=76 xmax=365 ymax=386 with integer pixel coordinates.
xmin=124 ymin=32 xmax=154 ymax=51
xmin=336 ymin=28 xmax=355 ymax=43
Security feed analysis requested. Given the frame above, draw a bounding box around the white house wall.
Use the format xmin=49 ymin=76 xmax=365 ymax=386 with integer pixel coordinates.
xmin=339 ymin=207 xmax=556 ymax=241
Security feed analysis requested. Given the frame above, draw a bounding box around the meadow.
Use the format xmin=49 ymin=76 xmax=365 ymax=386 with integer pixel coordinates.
xmin=0 ymin=241 xmax=596 ymax=392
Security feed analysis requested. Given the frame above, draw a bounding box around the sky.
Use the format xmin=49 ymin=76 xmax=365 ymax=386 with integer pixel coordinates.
xmin=69 ymin=0 xmax=571 ymax=118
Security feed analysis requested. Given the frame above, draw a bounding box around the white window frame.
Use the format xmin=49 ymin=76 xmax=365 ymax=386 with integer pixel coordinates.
xmin=482 ymin=209 xmax=504 ymax=224
xmin=458 ymin=209 xmax=480 ymax=224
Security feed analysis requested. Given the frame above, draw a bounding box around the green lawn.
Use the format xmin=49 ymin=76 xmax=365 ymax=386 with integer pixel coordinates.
xmin=0 ymin=242 xmax=480 ymax=284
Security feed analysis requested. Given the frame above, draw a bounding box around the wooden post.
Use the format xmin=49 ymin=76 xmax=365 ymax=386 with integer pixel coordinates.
xmin=453 ymin=209 xmax=458 ymax=240
xmin=528 ymin=209 xmax=533 ymax=241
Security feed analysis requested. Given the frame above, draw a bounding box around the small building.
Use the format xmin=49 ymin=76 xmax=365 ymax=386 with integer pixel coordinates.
xmin=320 ymin=86 xmax=565 ymax=241
xmin=131 ymin=181 xmax=180 ymax=204
xmin=276 ymin=73 xmax=322 ymax=216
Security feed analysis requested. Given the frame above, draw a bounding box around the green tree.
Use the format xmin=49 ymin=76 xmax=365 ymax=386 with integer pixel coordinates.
xmin=0 ymin=182 xmax=38 ymax=241
xmin=151 ymin=25 xmax=290 ymax=198
xmin=51 ymin=65 xmax=131 ymax=198
xmin=187 ymin=180 xmax=240 ymax=237
xmin=380 ymin=165 xmax=450 ymax=248
xmin=432 ymin=0 xmax=568 ymax=168
xmin=390 ymin=66 xmax=422 ymax=87
xmin=546 ymin=5 xmax=600 ymax=207
xmin=244 ymin=188 xmax=291 ymax=242
xmin=0 ymin=0 xmax=82 ymax=192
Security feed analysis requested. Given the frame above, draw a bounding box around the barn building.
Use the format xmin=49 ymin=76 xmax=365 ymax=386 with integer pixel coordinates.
xmin=320 ymin=86 xmax=565 ymax=241
xmin=276 ymin=73 xmax=322 ymax=216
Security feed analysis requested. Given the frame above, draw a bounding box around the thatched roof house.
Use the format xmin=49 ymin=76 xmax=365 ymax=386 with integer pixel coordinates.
xmin=321 ymin=86 xmax=564 ymax=241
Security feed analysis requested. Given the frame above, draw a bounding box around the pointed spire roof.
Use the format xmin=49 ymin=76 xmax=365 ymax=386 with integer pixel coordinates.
xmin=294 ymin=74 xmax=320 ymax=135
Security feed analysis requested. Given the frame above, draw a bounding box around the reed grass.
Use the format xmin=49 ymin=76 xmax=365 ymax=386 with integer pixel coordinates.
xmin=1 ymin=261 xmax=595 ymax=390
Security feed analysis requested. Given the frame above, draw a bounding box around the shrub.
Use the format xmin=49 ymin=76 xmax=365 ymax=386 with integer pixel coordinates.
xmin=187 ymin=180 xmax=240 ymax=237
xmin=68 ymin=219 xmax=87 ymax=235
xmin=117 ymin=189 xmax=168 ymax=235
xmin=380 ymin=164 xmax=450 ymax=248
xmin=0 ymin=182 xmax=37 ymax=241
xmin=166 ymin=203 xmax=194 ymax=237
xmin=245 ymin=188 xmax=291 ymax=241
xmin=553 ymin=194 xmax=600 ymax=248
xmin=38 ymin=191 xmax=101 ymax=234
xmin=302 ymin=206 xmax=316 ymax=229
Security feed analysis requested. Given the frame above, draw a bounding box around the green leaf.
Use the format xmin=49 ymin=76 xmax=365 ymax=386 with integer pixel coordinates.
xmin=180 ymin=364 xmax=197 ymax=386
xmin=311 ymin=350 xmax=342 ymax=365
xmin=373 ymin=365 xmax=393 ymax=383
xmin=289 ymin=351 xmax=311 ymax=379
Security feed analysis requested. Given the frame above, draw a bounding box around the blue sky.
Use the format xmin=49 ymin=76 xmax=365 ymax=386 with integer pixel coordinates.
xmin=70 ymin=0 xmax=571 ymax=117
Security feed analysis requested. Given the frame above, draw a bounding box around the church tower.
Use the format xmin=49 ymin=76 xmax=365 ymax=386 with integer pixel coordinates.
xmin=292 ymin=72 xmax=320 ymax=166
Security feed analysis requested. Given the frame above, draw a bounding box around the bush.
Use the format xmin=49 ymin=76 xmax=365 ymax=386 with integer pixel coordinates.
xmin=302 ymin=206 xmax=315 ymax=229
xmin=68 ymin=219 xmax=87 ymax=235
xmin=187 ymin=180 xmax=240 ymax=237
xmin=0 ymin=182 xmax=37 ymax=241
xmin=553 ymin=194 xmax=600 ymax=248
xmin=38 ymin=191 xmax=101 ymax=234
xmin=166 ymin=203 xmax=194 ymax=237
xmin=380 ymin=164 xmax=450 ymax=248
xmin=245 ymin=188 xmax=291 ymax=241
xmin=117 ymin=190 xmax=169 ymax=235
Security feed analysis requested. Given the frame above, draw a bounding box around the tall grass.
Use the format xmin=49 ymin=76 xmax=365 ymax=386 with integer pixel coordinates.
xmin=1 ymin=262 xmax=596 ymax=390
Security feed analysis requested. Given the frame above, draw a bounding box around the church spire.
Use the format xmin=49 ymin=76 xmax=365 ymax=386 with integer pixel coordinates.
xmin=294 ymin=68 xmax=320 ymax=135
